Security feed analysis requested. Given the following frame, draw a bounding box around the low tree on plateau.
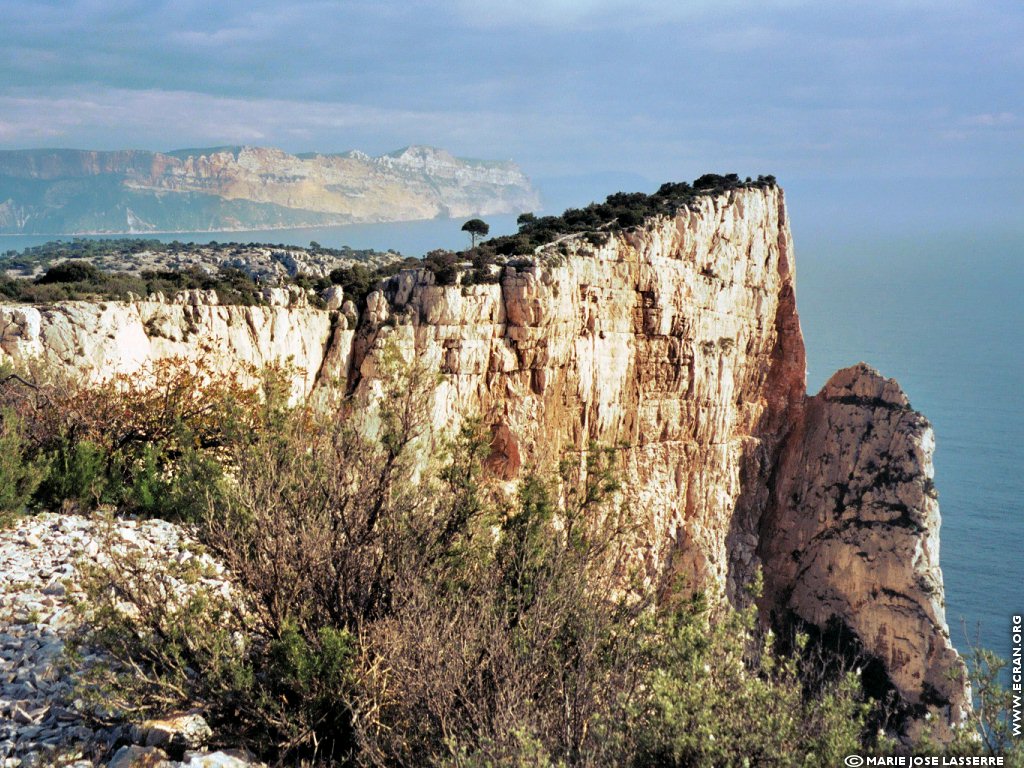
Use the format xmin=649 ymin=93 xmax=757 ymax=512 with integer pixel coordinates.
xmin=461 ymin=218 xmax=489 ymax=248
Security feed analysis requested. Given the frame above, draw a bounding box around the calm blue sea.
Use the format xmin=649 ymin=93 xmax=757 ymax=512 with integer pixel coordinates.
xmin=2 ymin=219 xmax=1020 ymax=663
xmin=0 ymin=216 xmax=522 ymax=259
xmin=797 ymin=228 xmax=1023 ymax=664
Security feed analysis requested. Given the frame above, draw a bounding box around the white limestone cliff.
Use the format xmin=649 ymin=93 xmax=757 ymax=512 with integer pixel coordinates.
xmin=0 ymin=185 xmax=966 ymax=737
xmin=0 ymin=298 xmax=350 ymax=404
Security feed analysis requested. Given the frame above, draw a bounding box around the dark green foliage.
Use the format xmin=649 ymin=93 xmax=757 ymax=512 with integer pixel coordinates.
xmin=0 ymin=237 xmax=387 ymax=276
xmin=329 ymin=257 xmax=422 ymax=306
xmin=0 ymin=237 xmax=392 ymax=306
xmin=263 ymin=625 xmax=358 ymax=753
xmin=628 ymin=594 xmax=871 ymax=767
xmin=1 ymin=238 xmax=172 ymax=274
xmin=127 ymin=437 xmax=225 ymax=522
xmin=446 ymin=173 xmax=779 ymax=279
xmin=139 ymin=265 xmax=265 ymax=306
xmin=329 ymin=263 xmax=376 ymax=299
xmin=37 ymin=260 xmax=102 ymax=284
xmin=0 ymin=408 xmax=47 ymax=526
xmin=932 ymin=646 xmax=1024 ymax=765
xmin=0 ymin=264 xmax=267 ymax=305
xmin=422 ymin=249 xmax=461 ymax=286
xmin=462 ymin=218 xmax=491 ymax=247
xmin=37 ymin=439 xmax=110 ymax=510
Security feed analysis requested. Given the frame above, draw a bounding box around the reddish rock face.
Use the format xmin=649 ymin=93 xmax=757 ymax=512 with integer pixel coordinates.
xmin=485 ymin=423 xmax=522 ymax=480
xmin=762 ymin=363 xmax=968 ymax=737
xmin=347 ymin=186 xmax=806 ymax=599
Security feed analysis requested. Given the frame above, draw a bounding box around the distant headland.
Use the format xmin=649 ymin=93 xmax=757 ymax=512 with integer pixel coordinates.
xmin=0 ymin=145 xmax=541 ymax=235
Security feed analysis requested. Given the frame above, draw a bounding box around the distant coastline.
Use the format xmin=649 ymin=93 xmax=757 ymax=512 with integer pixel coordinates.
xmin=0 ymin=144 xmax=541 ymax=237
xmin=0 ymin=216 xmax=466 ymax=240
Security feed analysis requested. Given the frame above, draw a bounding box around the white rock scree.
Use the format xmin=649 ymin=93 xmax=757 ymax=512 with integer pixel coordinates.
xmin=0 ymin=513 xmax=260 ymax=768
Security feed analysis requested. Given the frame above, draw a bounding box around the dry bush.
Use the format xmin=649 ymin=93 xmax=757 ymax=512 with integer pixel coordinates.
xmin=355 ymin=446 xmax=649 ymax=767
xmin=0 ymin=357 xmax=278 ymax=516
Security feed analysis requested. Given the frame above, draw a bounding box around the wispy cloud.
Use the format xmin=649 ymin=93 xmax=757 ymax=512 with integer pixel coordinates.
xmin=0 ymin=0 xmax=1020 ymax=184
xmin=0 ymin=87 xmax=591 ymax=165
xmin=963 ymin=112 xmax=1018 ymax=128
xmin=447 ymin=0 xmax=814 ymax=28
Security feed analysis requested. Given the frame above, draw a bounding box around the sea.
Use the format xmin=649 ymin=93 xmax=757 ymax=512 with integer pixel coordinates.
xmin=1 ymin=216 xmax=1020 ymax=665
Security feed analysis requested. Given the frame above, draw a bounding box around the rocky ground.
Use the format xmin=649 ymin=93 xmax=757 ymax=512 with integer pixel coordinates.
xmin=1 ymin=242 xmax=401 ymax=284
xmin=0 ymin=513 xmax=259 ymax=768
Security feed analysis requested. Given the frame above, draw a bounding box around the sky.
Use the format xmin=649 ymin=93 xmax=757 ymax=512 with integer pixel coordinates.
xmin=1 ymin=0 xmax=1021 ymax=230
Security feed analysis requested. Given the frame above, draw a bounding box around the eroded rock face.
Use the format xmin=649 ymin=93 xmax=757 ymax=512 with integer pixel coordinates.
xmin=0 ymin=300 xmax=350 ymax=404
xmin=761 ymin=363 xmax=968 ymax=734
xmin=346 ymin=186 xmax=805 ymax=598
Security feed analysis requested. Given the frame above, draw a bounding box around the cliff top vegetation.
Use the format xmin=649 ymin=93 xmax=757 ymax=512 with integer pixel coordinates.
xmin=417 ymin=173 xmax=776 ymax=288
xmin=0 ymin=174 xmax=775 ymax=307
xmin=0 ymin=237 xmax=390 ymax=278
xmin=0 ymin=238 xmax=400 ymax=306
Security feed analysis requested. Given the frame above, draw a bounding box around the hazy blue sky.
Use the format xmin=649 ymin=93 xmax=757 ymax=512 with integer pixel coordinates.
xmin=1 ymin=0 xmax=1021 ymax=228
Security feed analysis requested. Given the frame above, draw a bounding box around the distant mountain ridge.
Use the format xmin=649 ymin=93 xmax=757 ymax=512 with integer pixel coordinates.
xmin=0 ymin=145 xmax=541 ymax=235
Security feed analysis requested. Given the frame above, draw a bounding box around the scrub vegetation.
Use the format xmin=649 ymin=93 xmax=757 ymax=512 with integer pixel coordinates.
xmin=1 ymin=351 xmax=1019 ymax=767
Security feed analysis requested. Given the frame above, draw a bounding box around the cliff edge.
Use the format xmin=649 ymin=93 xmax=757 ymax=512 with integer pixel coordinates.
xmin=0 ymin=184 xmax=968 ymax=737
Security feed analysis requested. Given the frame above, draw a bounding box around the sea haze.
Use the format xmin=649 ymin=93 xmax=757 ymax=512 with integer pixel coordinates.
xmin=1 ymin=218 xmax=1019 ymax=663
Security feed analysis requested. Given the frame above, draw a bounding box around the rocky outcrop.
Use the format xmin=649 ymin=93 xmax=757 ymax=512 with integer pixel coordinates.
xmin=0 ymin=185 xmax=966 ymax=738
xmin=761 ymin=363 xmax=968 ymax=734
xmin=0 ymin=299 xmax=349 ymax=404
xmin=0 ymin=145 xmax=541 ymax=235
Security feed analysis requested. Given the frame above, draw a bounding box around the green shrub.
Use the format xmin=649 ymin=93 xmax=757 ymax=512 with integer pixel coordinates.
xmin=37 ymin=260 xmax=102 ymax=284
xmin=0 ymin=408 xmax=48 ymax=525
xmin=0 ymin=357 xmax=268 ymax=517
xmin=628 ymin=593 xmax=870 ymax=768
xmin=38 ymin=438 xmax=110 ymax=510
xmin=127 ymin=436 xmax=226 ymax=522
xmin=935 ymin=646 xmax=1024 ymax=765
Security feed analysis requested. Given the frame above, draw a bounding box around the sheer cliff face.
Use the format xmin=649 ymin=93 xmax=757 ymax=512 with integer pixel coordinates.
xmin=351 ymin=187 xmax=805 ymax=598
xmin=0 ymin=185 xmax=965 ymax=736
xmin=0 ymin=300 xmax=341 ymax=403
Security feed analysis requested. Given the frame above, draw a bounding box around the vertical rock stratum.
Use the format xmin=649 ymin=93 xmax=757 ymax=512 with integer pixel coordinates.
xmin=0 ymin=184 xmax=968 ymax=737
